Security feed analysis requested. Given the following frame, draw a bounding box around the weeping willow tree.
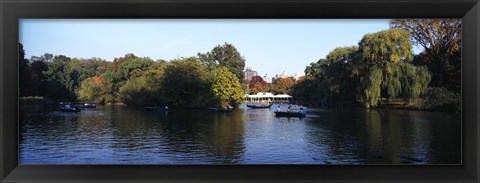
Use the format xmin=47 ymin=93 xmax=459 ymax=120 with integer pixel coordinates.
xmin=357 ymin=29 xmax=431 ymax=108
xmin=386 ymin=62 xmax=431 ymax=104
xmin=359 ymin=66 xmax=383 ymax=108
xmin=294 ymin=28 xmax=432 ymax=109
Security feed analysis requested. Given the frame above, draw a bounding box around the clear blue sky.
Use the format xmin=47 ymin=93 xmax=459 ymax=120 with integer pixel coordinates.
xmin=20 ymin=19 xmax=422 ymax=77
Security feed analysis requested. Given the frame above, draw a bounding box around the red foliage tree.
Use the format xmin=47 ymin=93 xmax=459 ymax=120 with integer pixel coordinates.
xmin=249 ymin=76 xmax=269 ymax=94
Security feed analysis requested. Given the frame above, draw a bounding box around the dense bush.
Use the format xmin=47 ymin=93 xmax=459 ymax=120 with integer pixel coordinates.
xmin=417 ymin=87 xmax=460 ymax=112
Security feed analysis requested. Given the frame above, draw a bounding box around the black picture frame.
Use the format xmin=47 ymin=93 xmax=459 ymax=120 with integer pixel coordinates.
xmin=1 ymin=0 xmax=479 ymax=182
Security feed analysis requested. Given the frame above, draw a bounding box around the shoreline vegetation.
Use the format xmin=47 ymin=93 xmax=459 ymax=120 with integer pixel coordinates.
xmin=19 ymin=19 xmax=461 ymax=112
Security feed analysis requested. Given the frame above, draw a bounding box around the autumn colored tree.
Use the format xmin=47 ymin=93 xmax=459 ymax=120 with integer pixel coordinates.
xmin=271 ymin=77 xmax=295 ymax=94
xmin=390 ymin=19 xmax=461 ymax=87
xmin=248 ymin=76 xmax=269 ymax=94
xmin=77 ymin=76 xmax=116 ymax=104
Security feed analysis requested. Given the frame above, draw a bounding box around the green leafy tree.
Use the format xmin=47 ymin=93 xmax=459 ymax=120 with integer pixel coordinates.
xmin=419 ymin=87 xmax=460 ymax=112
xmin=385 ymin=62 xmax=431 ymax=104
xmin=198 ymin=43 xmax=246 ymax=81
xmin=358 ymin=66 xmax=383 ymax=108
xmin=323 ymin=46 xmax=359 ymax=105
xmin=161 ymin=57 xmax=209 ymax=108
xmin=117 ymin=57 xmax=154 ymax=80
xmin=29 ymin=60 xmax=49 ymax=96
xmin=31 ymin=53 xmax=54 ymax=63
xmin=43 ymin=57 xmax=72 ymax=100
xmin=19 ymin=43 xmax=32 ymax=96
xmin=42 ymin=55 xmax=101 ymax=100
xmin=290 ymin=76 xmax=320 ymax=103
xmin=65 ymin=58 xmax=98 ymax=92
xmin=295 ymin=29 xmax=431 ymax=108
xmin=112 ymin=53 xmax=138 ymax=70
xmin=358 ymin=29 xmax=413 ymax=68
xmin=207 ymin=67 xmax=244 ymax=108
xmin=119 ymin=76 xmax=157 ymax=106
xmin=118 ymin=61 xmax=167 ymax=106
xmin=390 ymin=19 xmax=461 ymax=87
xmin=299 ymin=47 xmax=359 ymax=106
xmin=89 ymin=56 xmax=153 ymax=101
xmin=357 ymin=29 xmax=431 ymax=108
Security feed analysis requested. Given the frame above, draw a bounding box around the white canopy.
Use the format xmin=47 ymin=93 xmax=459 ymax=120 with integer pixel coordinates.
xmin=244 ymin=93 xmax=292 ymax=98
xmin=275 ymin=94 xmax=292 ymax=98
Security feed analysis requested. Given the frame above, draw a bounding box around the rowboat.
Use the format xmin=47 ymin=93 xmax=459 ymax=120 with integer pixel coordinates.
xmin=81 ymin=103 xmax=96 ymax=108
xmin=145 ymin=106 xmax=168 ymax=111
xmin=246 ymin=103 xmax=273 ymax=108
xmin=274 ymin=111 xmax=306 ymax=117
xmin=59 ymin=104 xmax=81 ymax=112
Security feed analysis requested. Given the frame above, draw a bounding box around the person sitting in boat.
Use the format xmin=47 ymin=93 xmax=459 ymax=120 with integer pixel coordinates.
xmin=300 ymin=107 xmax=305 ymax=114
xmin=165 ymin=106 xmax=168 ymax=110
xmin=287 ymin=105 xmax=292 ymax=112
xmin=276 ymin=105 xmax=281 ymax=112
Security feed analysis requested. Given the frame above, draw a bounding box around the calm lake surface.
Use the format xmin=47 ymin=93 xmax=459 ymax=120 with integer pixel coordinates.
xmin=20 ymin=104 xmax=461 ymax=164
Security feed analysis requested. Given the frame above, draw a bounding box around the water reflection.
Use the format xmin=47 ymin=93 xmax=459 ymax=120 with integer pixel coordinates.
xmin=303 ymin=109 xmax=460 ymax=164
xmin=20 ymin=104 xmax=460 ymax=164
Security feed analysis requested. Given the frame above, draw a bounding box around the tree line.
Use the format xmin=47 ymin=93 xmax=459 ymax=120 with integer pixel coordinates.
xmin=290 ymin=19 xmax=461 ymax=111
xmin=20 ymin=43 xmax=246 ymax=109
xmin=248 ymin=76 xmax=296 ymax=95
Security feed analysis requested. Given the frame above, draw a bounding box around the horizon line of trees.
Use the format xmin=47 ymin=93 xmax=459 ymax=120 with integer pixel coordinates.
xmin=20 ymin=43 xmax=246 ymax=108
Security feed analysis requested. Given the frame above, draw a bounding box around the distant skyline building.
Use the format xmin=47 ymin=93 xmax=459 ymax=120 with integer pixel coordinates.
xmin=245 ymin=67 xmax=302 ymax=83
xmin=293 ymin=72 xmax=304 ymax=80
xmin=244 ymin=67 xmax=258 ymax=81
xmin=278 ymin=70 xmax=289 ymax=79
xmin=263 ymin=74 xmax=272 ymax=83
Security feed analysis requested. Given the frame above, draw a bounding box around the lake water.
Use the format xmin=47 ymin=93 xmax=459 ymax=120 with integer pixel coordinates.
xmin=19 ymin=104 xmax=461 ymax=164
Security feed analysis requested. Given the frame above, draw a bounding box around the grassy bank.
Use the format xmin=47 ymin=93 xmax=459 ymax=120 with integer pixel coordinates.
xmin=19 ymin=96 xmax=44 ymax=104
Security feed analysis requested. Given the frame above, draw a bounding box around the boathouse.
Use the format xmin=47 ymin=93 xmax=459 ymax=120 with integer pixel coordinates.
xmin=244 ymin=92 xmax=293 ymax=103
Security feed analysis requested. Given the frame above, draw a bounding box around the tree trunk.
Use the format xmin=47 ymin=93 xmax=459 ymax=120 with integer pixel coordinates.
xmin=437 ymin=56 xmax=448 ymax=87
